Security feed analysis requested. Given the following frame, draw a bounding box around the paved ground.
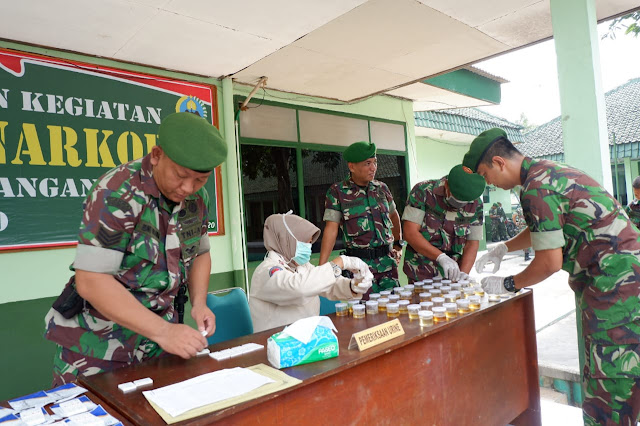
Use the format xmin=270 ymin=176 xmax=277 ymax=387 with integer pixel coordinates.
xmin=470 ymin=242 xmax=582 ymax=420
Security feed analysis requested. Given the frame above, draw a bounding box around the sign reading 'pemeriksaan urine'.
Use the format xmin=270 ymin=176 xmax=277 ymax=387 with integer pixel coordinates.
xmin=0 ymin=48 xmax=223 ymax=250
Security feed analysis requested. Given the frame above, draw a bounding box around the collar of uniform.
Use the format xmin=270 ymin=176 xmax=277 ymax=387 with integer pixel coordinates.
xmin=520 ymin=156 xmax=533 ymax=185
xmin=345 ymin=176 xmax=380 ymax=191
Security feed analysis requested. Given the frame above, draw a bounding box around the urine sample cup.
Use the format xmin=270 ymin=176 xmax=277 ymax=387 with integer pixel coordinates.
xmin=369 ymin=293 xmax=381 ymax=301
xmin=387 ymin=303 xmax=400 ymax=318
xmin=419 ymin=310 xmax=434 ymax=327
xmin=432 ymin=306 xmax=446 ymax=323
xmin=335 ymin=302 xmax=348 ymax=316
xmin=444 ymin=293 xmax=457 ymax=304
xmin=378 ymin=297 xmax=389 ymax=311
xmin=420 ymin=301 xmax=434 ymax=311
xmin=444 ymin=303 xmax=457 ymax=320
xmin=352 ymin=304 xmax=365 ymax=318
xmin=469 ymin=295 xmax=481 ymax=310
xmin=398 ymin=300 xmax=410 ymax=314
xmin=431 ymin=297 xmax=445 ymax=307
xmin=400 ymin=291 xmax=413 ymax=301
xmin=408 ymin=304 xmax=421 ymax=320
xmin=419 ymin=292 xmax=432 ymax=302
xmin=365 ymin=300 xmax=379 ymax=314
xmin=456 ymin=299 xmax=470 ymax=314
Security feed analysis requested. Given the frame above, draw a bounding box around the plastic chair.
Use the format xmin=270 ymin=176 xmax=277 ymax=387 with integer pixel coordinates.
xmin=319 ymin=296 xmax=337 ymax=316
xmin=205 ymin=287 xmax=254 ymax=345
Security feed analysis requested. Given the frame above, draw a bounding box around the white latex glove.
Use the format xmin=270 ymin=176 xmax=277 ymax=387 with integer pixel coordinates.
xmin=475 ymin=242 xmax=508 ymax=274
xmin=459 ymin=272 xmax=470 ymax=281
xmin=480 ymin=276 xmax=509 ymax=294
xmin=436 ymin=253 xmax=461 ymax=281
xmin=351 ymin=277 xmax=372 ymax=294
xmin=340 ymin=255 xmax=370 ymax=279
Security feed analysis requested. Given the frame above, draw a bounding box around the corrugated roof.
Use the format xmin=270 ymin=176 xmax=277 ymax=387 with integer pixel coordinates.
xmin=414 ymin=107 xmax=524 ymax=142
xmin=522 ymin=78 xmax=640 ymax=158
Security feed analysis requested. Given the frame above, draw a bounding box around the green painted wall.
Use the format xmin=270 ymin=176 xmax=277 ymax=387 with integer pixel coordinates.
xmin=414 ymin=136 xmax=469 ymax=181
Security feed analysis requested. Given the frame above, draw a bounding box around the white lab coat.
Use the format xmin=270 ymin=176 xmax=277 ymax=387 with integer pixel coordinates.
xmin=249 ymin=251 xmax=359 ymax=332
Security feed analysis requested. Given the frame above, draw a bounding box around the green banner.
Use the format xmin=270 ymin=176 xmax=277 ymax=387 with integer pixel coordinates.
xmin=0 ymin=48 xmax=223 ymax=250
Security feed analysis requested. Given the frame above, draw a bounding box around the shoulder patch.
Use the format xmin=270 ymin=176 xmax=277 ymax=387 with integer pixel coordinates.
xmin=268 ymin=266 xmax=283 ymax=277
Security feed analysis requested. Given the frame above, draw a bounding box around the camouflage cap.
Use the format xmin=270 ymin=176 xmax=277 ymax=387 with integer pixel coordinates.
xmin=158 ymin=112 xmax=227 ymax=172
xmin=343 ymin=141 xmax=376 ymax=163
xmin=462 ymin=128 xmax=508 ymax=172
xmin=448 ymin=164 xmax=486 ymax=202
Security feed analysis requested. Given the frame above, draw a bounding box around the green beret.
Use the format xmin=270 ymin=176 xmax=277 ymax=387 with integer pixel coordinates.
xmin=158 ymin=112 xmax=227 ymax=172
xmin=344 ymin=141 xmax=376 ymax=163
xmin=448 ymin=164 xmax=486 ymax=202
xmin=462 ymin=128 xmax=508 ymax=172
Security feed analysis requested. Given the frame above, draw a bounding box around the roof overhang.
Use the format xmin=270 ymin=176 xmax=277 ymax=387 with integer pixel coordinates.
xmin=1 ymin=0 xmax=638 ymax=102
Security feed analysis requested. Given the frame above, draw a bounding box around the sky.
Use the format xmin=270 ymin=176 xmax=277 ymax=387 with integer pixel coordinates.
xmin=476 ymin=19 xmax=640 ymax=127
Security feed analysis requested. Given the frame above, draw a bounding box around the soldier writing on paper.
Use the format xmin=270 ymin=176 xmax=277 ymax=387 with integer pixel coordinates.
xmin=44 ymin=113 xmax=226 ymax=385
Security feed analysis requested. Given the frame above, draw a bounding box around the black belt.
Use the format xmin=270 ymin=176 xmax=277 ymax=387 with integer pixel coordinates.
xmin=345 ymin=245 xmax=391 ymax=260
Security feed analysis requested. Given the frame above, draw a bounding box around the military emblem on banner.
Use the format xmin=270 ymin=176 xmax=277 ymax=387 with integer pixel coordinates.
xmin=176 ymin=95 xmax=207 ymax=119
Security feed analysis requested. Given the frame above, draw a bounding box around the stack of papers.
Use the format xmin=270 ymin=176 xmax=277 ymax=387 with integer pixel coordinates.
xmin=143 ymin=367 xmax=275 ymax=417
xmin=0 ymin=384 xmax=123 ymax=426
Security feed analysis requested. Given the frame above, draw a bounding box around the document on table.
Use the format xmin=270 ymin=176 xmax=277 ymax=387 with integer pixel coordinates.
xmin=142 ymin=367 xmax=275 ymax=418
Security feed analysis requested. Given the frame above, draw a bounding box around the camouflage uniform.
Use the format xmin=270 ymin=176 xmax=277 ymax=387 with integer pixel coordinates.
xmin=324 ymin=177 xmax=398 ymax=292
xmin=513 ymin=207 xmax=531 ymax=260
xmin=402 ymin=178 xmax=483 ymax=282
xmin=520 ymin=157 xmax=640 ymax=425
xmin=45 ymin=154 xmax=210 ymax=385
xmin=625 ymin=199 xmax=640 ymax=230
xmin=489 ymin=205 xmax=501 ymax=242
xmin=496 ymin=205 xmax=509 ymax=240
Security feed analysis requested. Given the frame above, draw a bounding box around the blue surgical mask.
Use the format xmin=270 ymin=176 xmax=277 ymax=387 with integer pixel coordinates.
xmin=282 ymin=212 xmax=312 ymax=265
xmin=292 ymin=241 xmax=312 ymax=265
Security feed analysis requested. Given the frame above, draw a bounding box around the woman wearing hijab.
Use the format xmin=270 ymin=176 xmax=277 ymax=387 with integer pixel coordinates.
xmin=250 ymin=212 xmax=373 ymax=332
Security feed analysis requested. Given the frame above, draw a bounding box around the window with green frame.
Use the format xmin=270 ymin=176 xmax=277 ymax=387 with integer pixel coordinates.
xmin=236 ymin=97 xmax=409 ymax=261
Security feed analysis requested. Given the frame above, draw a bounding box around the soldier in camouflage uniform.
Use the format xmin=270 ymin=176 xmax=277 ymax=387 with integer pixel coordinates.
xmin=466 ymin=128 xmax=640 ymax=425
xmin=489 ymin=203 xmax=501 ymax=242
xmin=44 ymin=113 xmax=227 ymax=385
xmin=624 ymin=176 xmax=640 ymax=229
xmin=320 ymin=141 xmax=402 ymax=294
xmin=512 ymin=206 xmax=531 ymax=261
xmin=402 ymin=164 xmax=485 ymax=282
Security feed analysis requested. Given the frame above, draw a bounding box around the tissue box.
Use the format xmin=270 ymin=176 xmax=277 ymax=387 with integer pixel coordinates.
xmin=267 ymin=325 xmax=339 ymax=369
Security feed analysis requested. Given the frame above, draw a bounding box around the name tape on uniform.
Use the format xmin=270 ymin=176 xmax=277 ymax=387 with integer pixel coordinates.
xmin=348 ymin=319 xmax=405 ymax=351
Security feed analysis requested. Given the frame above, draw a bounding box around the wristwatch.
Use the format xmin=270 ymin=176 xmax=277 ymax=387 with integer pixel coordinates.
xmin=393 ymin=239 xmax=406 ymax=249
xmin=503 ymin=275 xmax=517 ymax=293
xmin=329 ymin=261 xmax=342 ymax=278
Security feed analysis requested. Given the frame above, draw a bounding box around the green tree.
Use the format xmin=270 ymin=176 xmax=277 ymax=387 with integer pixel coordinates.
xmin=516 ymin=112 xmax=537 ymax=133
xmin=603 ymin=12 xmax=640 ymax=39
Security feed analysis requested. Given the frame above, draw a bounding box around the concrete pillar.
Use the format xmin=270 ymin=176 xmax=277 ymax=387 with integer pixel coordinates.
xmin=550 ymin=0 xmax=613 ymax=193
xmin=221 ymin=77 xmax=247 ymax=289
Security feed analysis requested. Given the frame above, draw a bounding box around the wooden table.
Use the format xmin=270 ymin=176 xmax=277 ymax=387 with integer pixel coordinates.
xmin=79 ymin=290 xmax=541 ymax=425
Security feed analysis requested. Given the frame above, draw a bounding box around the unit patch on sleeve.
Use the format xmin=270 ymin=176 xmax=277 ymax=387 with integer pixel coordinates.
xmin=268 ymin=266 xmax=283 ymax=277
